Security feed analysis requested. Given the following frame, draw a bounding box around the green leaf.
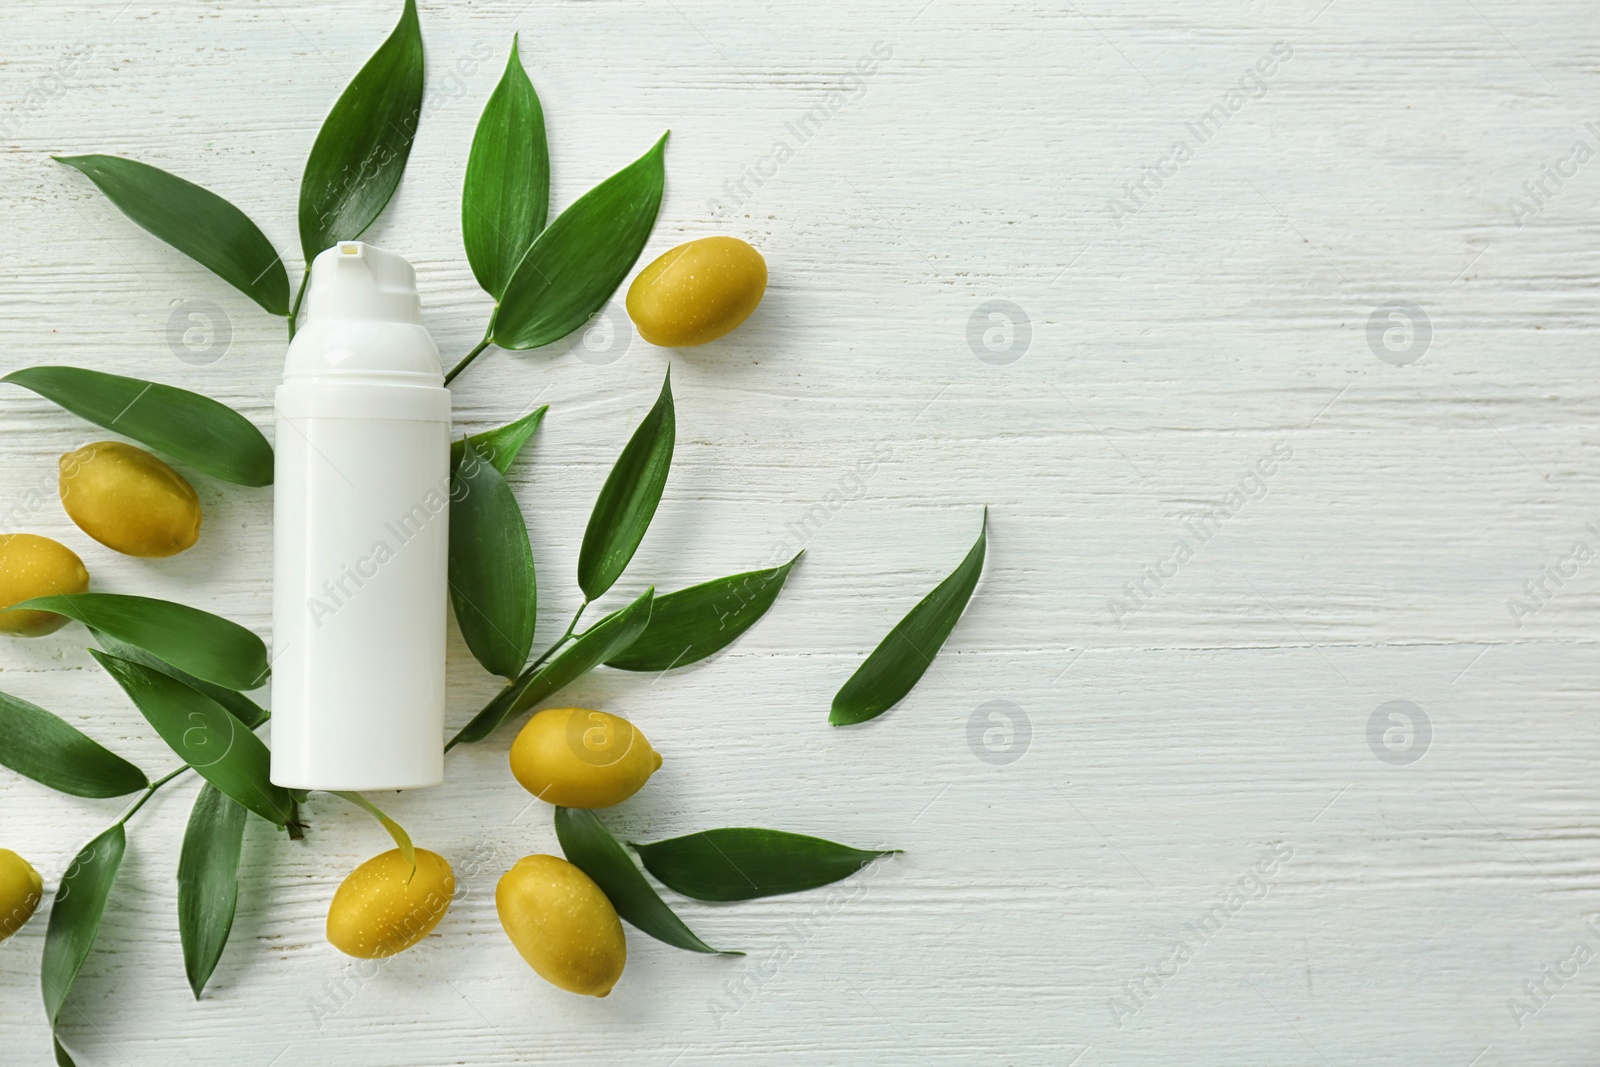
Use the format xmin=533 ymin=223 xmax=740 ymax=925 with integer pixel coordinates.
xmin=632 ymin=828 xmax=898 ymax=902
xmin=606 ymin=553 xmax=801 ymax=672
xmin=298 ymin=0 xmax=426 ymax=260
xmin=178 ymin=783 xmax=246 ymax=999
xmin=492 ymin=133 xmax=668 ymax=350
xmin=332 ymin=791 xmax=416 ymax=872
xmin=577 ymin=370 xmax=674 ymax=600
xmin=830 ymin=510 xmax=988 ymax=726
xmin=90 ymin=630 xmax=268 ymax=730
xmin=463 ymin=34 xmax=548 ymax=301
xmin=3 ymin=366 xmax=274 ymax=487
xmin=450 ymin=405 xmax=547 ymax=475
xmin=54 ymin=154 xmax=289 ymax=316
xmin=449 ymin=587 xmax=653 ymax=748
xmin=0 ymin=690 xmax=146 ymax=798
xmin=14 ymin=593 xmax=269 ymax=692
xmin=42 ymin=823 xmax=126 ymax=1067
xmin=90 ymin=651 xmax=292 ymax=826
xmin=554 ymin=807 xmax=738 ymax=955
xmin=449 ymin=440 xmax=537 ymax=678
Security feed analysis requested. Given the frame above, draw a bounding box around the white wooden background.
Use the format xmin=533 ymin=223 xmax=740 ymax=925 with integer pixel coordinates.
xmin=1 ymin=0 xmax=1598 ymax=1063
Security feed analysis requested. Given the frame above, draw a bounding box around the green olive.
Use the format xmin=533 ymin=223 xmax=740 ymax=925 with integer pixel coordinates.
xmin=509 ymin=707 xmax=662 ymax=809
xmin=59 ymin=441 xmax=201 ymax=558
xmin=625 ymin=236 xmax=767 ymax=346
xmin=326 ymin=849 xmax=454 ymax=959
xmin=0 ymin=533 xmax=89 ymax=637
xmin=0 ymin=848 xmax=43 ymax=942
xmin=497 ymin=854 xmax=625 ymax=997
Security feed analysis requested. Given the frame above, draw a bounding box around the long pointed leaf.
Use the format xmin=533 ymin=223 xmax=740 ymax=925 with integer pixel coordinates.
xmin=554 ymin=807 xmax=738 ymax=955
xmin=298 ymin=0 xmax=425 ymax=259
xmin=449 ymin=587 xmax=653 ymax=747
xmin=463 ymin=34 xmax=548 ymax=301
xmin=606 ymin=553 xmax=801 ymax=672
xmin=830 ymin=510 xmax=988 ymax=726
xmin=492 ymin=133 xmax=667 ymax=350
xmin=577 ymin=370 xmax=673 ymax=600
xmin=3 ymin=366 xmax=273 ymax=487
xmin=0 ymin=691 xmax=146 ymax=798
xmin=42 ymin=824 xmax=126 ymax=1067
xmin=178 ymin=784 xmax=246 ymax=999
xmin=90 ymin=630 xmax=267 ymax=730
xmin=632 ymin=828 xmax=897 ymax=901
xmin=450 ymin=405 xmax=547 ymax=475
xmin=14 ymin=593 xmax=269 ymax=692
xmin=449 ymin=440 xmax=536 ymax=678
xmin=54 ymin=154 xmax=288 ymax=315
xmin=90 ymin=651 xmax=291 ymax=825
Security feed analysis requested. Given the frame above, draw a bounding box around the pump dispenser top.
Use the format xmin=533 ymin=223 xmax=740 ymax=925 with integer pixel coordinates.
xmin=286 ymin=242 xmax=438 ymax=384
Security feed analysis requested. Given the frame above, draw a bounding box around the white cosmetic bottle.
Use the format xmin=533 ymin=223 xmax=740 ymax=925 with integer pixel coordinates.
xmin=270 ymin=241 xmax=451 ymax=790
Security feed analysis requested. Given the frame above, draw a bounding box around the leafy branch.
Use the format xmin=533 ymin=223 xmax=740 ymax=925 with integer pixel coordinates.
xmin=0 ymin=2 xmax=984 ymax=1054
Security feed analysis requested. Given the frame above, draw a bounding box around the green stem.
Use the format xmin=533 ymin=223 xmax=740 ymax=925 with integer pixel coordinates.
xmin=444 ymin=335 xmax=493 ymax=386
xmin=331 ymin=791 xmax=416 ymax=873
xmin=116 ymin=766 xmax=190 ymax=827
xmin=287 ymin=267 xmax=312 ymax=340
xmin=526 ymin=601 xmax=588 ymax=674
xmin=443 ymin=601 xmax=588 ymax=755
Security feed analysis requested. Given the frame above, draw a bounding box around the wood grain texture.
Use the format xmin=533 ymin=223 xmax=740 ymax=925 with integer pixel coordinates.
xmin=2 ymin=0 xmax=1599 ymax=1063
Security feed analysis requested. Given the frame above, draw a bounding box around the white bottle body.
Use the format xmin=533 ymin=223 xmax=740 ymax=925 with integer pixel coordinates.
xmin=270 ymin=244 xmax=450 ymax=790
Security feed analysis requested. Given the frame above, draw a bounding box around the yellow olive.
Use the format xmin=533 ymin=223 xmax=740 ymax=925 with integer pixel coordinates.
xmin=59 ymin=441 xmax=201 ymax=558
xmin=0 ymin=848 xmax=43 ymax=942
xmin=326 ymin=848 xmax=454 ymax=959
xmin=509 ymin=707 xmax=662 ymax=809
xmin=625 ymin=236 xmax=767 ymax=346
xmin=0 ymin=533 xmax=89 ymax=637
xmin=497 ymin=854 xmax=625 ymax=997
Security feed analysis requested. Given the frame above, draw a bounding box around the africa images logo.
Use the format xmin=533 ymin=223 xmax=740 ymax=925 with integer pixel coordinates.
xmin=1107 ymin=441 xmax=1293 ymax=626
xmin=1506 ymin=913 xmax=1600 ymax=1030
xmin=1108 ymin=843 xmax=1294 ymax=1028
xmin=1107 ymin=42 xmax=1294 ymax=226
xmin=705 ymin=42 xmax=893 ymax=217
xmin=305 ymin=470 xmax=458 ymax=629
xmin=1506 ymin=122 xmax=1600 ymax=228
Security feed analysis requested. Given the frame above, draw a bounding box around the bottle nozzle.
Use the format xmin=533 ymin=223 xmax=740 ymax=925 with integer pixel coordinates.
xmin=285 ymin=242 xmax=439 ymax=383
xmin=302 ymin=241 xmax=422 ymax=326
